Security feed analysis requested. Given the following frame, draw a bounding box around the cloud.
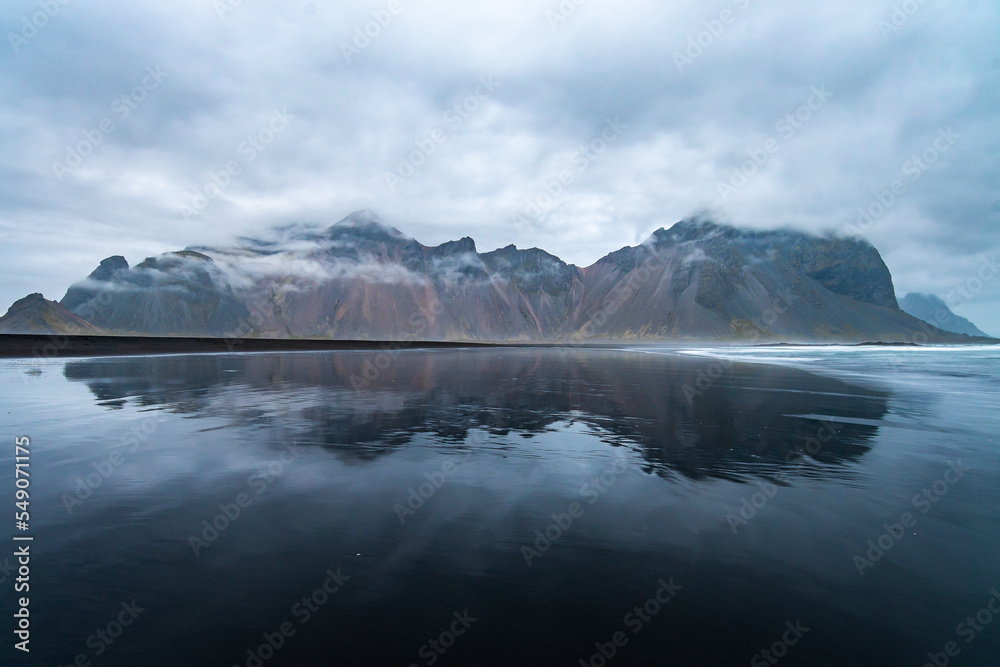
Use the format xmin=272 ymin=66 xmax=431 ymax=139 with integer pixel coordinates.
xmin=216 ymin=259 xmax=383 ymax=290
xmin=428 ymin=252 xmax=487 ymax=284
xmin=202 ymin=224 xmax=429 ymax=289
xmin=0 ymin=0 xmax=998 ymax=333
xmin=682 ymin=248 xmax=709 ymax=266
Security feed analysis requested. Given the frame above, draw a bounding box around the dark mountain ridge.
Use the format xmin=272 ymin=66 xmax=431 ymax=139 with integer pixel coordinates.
xmin=1 ymin=211 xmax=987 ymax=343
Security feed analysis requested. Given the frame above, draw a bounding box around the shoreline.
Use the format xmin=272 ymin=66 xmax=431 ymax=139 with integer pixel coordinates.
xmin=0 ymin=334 xmax=502 ymax=359
xmin=0 ymin=333 xmax=995 ymax=359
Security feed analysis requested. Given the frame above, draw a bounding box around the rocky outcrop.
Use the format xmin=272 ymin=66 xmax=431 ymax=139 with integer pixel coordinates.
xmin=0 ymin=293 xmax=107 ymax=335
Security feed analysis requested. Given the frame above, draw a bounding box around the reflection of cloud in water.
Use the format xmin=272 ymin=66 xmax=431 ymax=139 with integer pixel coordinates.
xmin=63 ymin=348 xmax=890 ymax=484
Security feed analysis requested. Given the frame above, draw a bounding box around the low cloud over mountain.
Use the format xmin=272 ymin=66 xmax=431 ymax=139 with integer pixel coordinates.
xmin=3 ymin=211 xmax=987 ymax=344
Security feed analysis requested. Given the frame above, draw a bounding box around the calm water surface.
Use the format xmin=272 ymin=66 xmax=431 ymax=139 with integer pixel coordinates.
xmin=2 ymin=346 xmax=999 ymax=666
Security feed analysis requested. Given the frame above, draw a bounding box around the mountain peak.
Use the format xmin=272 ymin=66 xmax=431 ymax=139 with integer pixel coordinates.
xmin=431 ymin=236 xmax=477 ymax=256
xmin=89 ymin=256 xmax=129 ymax=281
xmin=669 ymin=216 xmax=726 ymax=232
xmin=328 ymin=210 xmax=410 ymax=240
xmin=642 ymin=217 xmax=730 ymax=246
xmin=904 ymin=292 xmax=946 ymax=308
xmin=338 ymin=209 xmax=384 ymax=225
xmin=0 ymin=292 xmax=106 ymax=335
xmin=13 ymin=292 xmax=47 ymax=306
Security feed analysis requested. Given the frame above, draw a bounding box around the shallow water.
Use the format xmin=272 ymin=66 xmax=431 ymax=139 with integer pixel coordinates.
xmin=2 ymin=346 xmax=999 ymax=666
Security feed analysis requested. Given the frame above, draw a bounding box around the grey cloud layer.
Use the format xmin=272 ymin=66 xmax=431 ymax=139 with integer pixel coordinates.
xmin=1 ymin=0 xmax=998 ymax=333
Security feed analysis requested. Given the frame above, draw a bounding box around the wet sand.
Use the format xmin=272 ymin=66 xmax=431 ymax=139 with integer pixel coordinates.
xmin=0 ymin=333 xmax=501 ymax=358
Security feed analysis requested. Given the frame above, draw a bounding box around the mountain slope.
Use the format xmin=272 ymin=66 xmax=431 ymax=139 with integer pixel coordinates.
xmin=899 ymin=293 xmax=993 ymax=338
xmin=32 ymin=211 xmax=986 ymax=342
xmin=0 ymin=293 xmax=107 ymax=335
xmin=571 ymin=219 xmax=925 ymax=340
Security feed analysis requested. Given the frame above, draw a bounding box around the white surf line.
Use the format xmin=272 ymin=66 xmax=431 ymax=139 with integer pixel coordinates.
xmin=741 ymin=387 xmax=886 ymax=400
xmin=788 ymin=414 xmax=982 ymax=436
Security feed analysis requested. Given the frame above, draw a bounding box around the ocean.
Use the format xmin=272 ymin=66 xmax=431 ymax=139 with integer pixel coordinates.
xmin=2 ymin=345 xmax=998 ymax=666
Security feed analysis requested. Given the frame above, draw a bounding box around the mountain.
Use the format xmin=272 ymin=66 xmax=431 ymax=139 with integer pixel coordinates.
xmin=11 ymin=210 xmax=983 ymax=342
xmin=899 ymin=293 xmax=993 ymax=338
xmin=60 ymin=252 xmax=251 ymax=336
xmin=573 ymin=219 xmax=912 ymax=339
xmin=0 ymin=293 xmax=107 ymax=335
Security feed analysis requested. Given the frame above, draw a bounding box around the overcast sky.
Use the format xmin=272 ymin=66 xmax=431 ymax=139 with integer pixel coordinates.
xmin=1 ymin=0 xmax=998 ymax=334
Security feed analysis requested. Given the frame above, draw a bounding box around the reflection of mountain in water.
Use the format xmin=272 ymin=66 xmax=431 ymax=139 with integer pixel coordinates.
xmin=64 ymin=348 xmax=890 ymax=482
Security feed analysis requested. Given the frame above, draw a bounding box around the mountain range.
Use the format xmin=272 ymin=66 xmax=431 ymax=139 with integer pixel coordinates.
xmin=0 ymin=210 xmax=993 ymax=343
xmin=899 ymin=292 xmax=992 ymax=338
